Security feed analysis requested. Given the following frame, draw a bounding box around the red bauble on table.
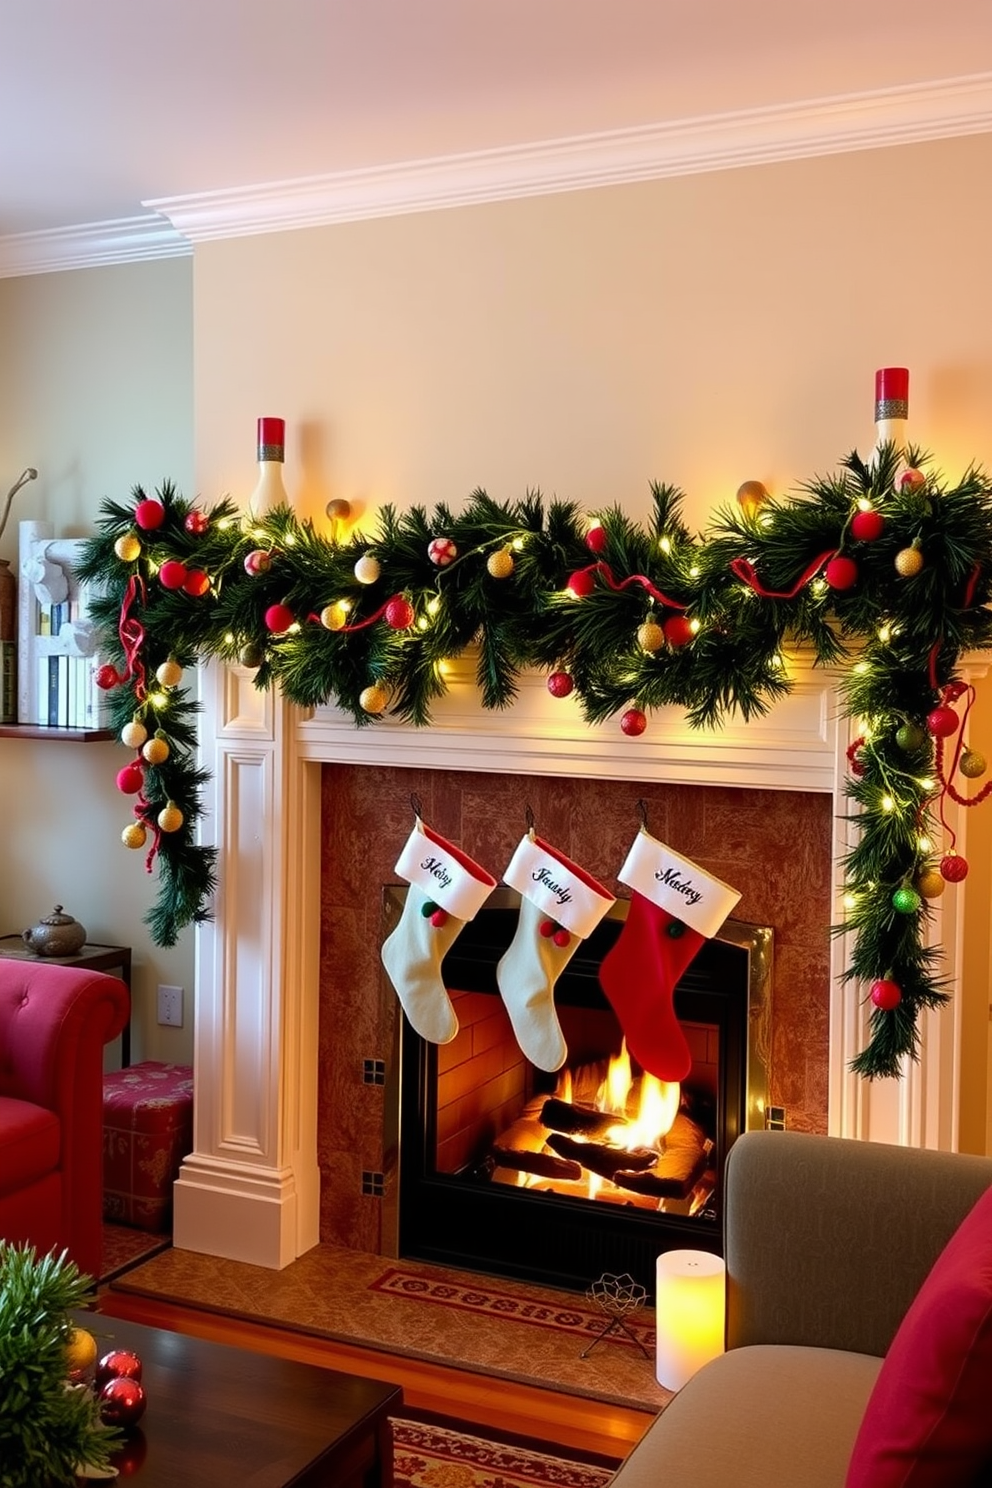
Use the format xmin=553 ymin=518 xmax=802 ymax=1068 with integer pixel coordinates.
xmin=96 ymin=1350 xmax=143 ymax=1389
xmin=384 ymin=596 xmax=415 ymax=631
xmin=927 ymin=706 xmax=959 ymax=738
xmin=620 ymin=707 xmax=647 ymax=737
xmin=585 ymin=524 xmax=608 ymax=553
xmin=940 ymin=853 xmax=969 ymax=883
xmin=663 ymin=615 xmax=694 ymax=648
xmin=98 ymin=1376 xmax=147 ymax=1429
xmin=851 ymin=509 xmax=885 ymax=542
xmin=547 ymin=671 xmax=574 ymax=698
xmin=824 ymin=555 xmax=858 ymax=591
xmin=134 ymin=498 xmax=165 ymax=531
xmin=870 ymin=978 xmax=902 ymax=1010
xmin=158 ymin=559 xmax=188 ymax=590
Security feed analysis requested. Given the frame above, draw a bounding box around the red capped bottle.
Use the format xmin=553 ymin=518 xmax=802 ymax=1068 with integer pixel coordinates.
xmin=871 ymin=367 xmax=909 ymax=463
xmin=248 ymin=417 xmax=289 ymax=518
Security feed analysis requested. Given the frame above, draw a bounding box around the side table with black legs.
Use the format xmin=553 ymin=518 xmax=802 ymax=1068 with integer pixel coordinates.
xmin=0 ymin=937 xmax=133 ymax=1065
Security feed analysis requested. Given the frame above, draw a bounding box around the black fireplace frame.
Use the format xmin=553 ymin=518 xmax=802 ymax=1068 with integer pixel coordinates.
xmin=382 ymin=885 xmax=772 ymax=1299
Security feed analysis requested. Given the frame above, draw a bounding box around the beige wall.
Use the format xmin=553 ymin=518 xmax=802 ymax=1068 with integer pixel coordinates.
xmin=2 ymin=130 xmax=990 ymax=1129
xmin=0 ymin=258 xmax=196 ymax=1065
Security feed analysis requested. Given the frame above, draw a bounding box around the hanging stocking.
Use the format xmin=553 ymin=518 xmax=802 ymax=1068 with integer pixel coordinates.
xmin=599 ymin=829 xmax=741 ymax=1082
xmin=497 ymin=831 xmax=615 ymax=1071
xmin=381 ymin=816 xmax=496 ymax=1044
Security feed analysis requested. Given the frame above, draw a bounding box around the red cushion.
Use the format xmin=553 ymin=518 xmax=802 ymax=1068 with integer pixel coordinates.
xmin=0 ymin=1096 xmax=60 ymax=1196
xmin=845 ymin=1183 xmax=992 ymax=1487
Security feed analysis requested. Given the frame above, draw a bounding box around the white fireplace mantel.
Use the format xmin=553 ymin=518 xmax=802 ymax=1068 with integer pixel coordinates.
xmin=173 ymin=649 xmax=983 ymax=1269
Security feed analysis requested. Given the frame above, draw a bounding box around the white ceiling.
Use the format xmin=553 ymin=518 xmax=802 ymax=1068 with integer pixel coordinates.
xmin=2 ymin=0 xmax=991 ymax=273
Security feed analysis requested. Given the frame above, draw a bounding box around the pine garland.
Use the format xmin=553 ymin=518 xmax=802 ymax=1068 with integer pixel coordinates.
xmin=74 ymin=443 xmax=992 ymax=1079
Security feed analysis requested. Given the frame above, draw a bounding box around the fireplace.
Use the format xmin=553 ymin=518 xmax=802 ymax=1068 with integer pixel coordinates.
xmin=385 ymin=884 xmax=772 ymax=1296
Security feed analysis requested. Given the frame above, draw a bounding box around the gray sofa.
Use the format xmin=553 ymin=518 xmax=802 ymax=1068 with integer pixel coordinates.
xmin=609 ymin=1128 xmax=992 ymax=1488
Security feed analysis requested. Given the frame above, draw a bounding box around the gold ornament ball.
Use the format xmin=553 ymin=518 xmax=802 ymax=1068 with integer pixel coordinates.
xmin=736 ymin=480 xmax=769 ymax=515
xmin=121 ymin=822 xmax=147 ymax=850
xmin=66 ymin=1326 xmax=99 ymax=1374
xmin=354 ymin=553 xmax=381 ymax=585
xmin=320 ymin=602 xmax=348 ymax=631
xmin=486 ymin=548 xmax=515 ymax=579
xmin=120 ymin=719 xmax=148 ymax=749
xmin=960 ymin=748 xmax=988 ymax=779
xmin=637 ymin=620 xmax=665 ymax=653
xmin=895 ymin=546 xmax=924 ymax=578
xmin=114 ymin=533 xmax=142 ymax=563
xmin=916 ymin=867 xmax=946 ymax=899
xmin=359 ymin=684 xmax=388 ymax=715
xmin=156 ymin=658 xmax=183 ymax=688
xmin=158 ymin=802 xmax=184 ymax=833
xmin=325 ymin=497 xmax=352 ymax=522
xmin=142 ymin=734 xmax=170 ymax=765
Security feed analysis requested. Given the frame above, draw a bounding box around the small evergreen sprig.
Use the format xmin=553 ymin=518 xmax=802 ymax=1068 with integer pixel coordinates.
xmin=0 ymin=1243 xmax=121 ymax=1488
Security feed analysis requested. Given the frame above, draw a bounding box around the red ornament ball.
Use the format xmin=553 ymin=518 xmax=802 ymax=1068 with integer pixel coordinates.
xmin=567 ymin=569 xmax=596 ymax=598
xmin=896 ymin=466 xmax=927 ymax=495
xmin=94 ymin=663 xmax=119 ymax=691
xmin=158 ymin=559 xmax=188 ymax=590
xmin=547 ymin=671 xmax=574 ymax=698
xmin=585 ymin=524 xmax=608 ymax=553
xmin=825 ymin=555 xmax=858 ymax=591
xmin=384 ymin=596 xmax=415 ymax=631
xmin=184 ymin=509 xmax=209 ymax=535
xmin=264 ymin=603 xmax=295 ymax=633
xmin=927 ymin=706 xmax=959 ymax=738
xmin=428 ymin=536 xmax=457 ymax=567
xmin=98 ymin=1376 xmax=147 ymax=1429
xmin=553 ymin=928 xmax=571 ymax=948
xmin=134 ymin=498 xmax=165 ymax=531
xmin=870 ymin=979 xmax=902 ymax=1011
xmin=96 ymin=1350 xmax=143 ymax=1390
xmin=429 ymin=908 xmax=449 ymax=928
xmin=940 ymin=853 xmax=969 ymax=883
xmin=116 ymin=762 xmax=144 ymax=795
xmin=182 ymin=569 xmax=210 ymax=597
xmin=663 ymin=614 xmax=694 ymax=648
xmin=539 ymin=919 xmax=557 ymax=939
xmin=620 ymin=707 xmax=647 ymax=737
xmin=851 ymin=509 xmax=885 ymax=542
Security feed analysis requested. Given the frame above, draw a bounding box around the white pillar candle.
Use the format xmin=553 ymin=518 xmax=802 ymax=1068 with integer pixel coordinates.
xmin=655 ymin=1249 xmax=726 ymax=1390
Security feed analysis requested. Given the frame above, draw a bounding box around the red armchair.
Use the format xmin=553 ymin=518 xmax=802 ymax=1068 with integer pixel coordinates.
xmin=0 ymin=959 xmax=129 ymax=1282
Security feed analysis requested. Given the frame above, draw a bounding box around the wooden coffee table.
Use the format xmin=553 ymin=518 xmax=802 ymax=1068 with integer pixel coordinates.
xmin=79 ymin=1314 xmax=401 ymax=1486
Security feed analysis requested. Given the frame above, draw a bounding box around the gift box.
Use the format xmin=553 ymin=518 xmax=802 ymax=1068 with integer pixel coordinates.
xmin=103 ymin=1061 xmax=194 ymax=1233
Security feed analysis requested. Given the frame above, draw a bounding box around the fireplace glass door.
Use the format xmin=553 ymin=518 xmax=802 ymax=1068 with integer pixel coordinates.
xmin=386 ymin=887 xmax=771 ymax=1298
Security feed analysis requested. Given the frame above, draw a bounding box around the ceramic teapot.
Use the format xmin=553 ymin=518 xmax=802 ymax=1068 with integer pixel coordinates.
xmin=22 ymin=905 xmax=87 ymax=957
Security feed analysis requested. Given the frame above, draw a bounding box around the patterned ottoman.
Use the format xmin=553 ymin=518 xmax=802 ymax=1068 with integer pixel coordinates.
xmin=103 ymin=1061 xmax=194 ymax=1233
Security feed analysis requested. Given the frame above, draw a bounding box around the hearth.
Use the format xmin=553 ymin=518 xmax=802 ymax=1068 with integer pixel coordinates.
xmin=383 ymin=884 xmax=772 ymax=1298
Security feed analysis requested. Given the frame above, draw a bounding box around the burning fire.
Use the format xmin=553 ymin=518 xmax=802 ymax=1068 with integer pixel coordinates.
xmin=559 ymin=1041 xmax=681 ymax=1151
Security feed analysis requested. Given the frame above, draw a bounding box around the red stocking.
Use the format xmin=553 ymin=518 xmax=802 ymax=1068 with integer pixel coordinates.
xmin=599 ymin=829 xmax=740 ymax=1083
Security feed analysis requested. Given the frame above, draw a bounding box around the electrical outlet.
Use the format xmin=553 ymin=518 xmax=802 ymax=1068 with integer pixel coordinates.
xmin=157 ymin=984 xmax=183 ymax=1027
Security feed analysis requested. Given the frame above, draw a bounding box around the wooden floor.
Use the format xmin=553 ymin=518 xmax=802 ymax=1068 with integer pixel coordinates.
xmin=97 ymin=1286 xmax=649 ymax=1462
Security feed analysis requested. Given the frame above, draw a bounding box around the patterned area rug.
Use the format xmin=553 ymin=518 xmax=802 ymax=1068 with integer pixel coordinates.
xmin=99 ymin=1223 xmax=170 ymax=1285
xmin=370 ymin=1266 xmax=655 ymax=1356
xmin=392 ymin=1416 xmax=616 ymax=1487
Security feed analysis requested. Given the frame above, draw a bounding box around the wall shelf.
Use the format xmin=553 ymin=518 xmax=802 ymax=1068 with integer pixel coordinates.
xmin=0 ymin=723 xmax=113 ymax=741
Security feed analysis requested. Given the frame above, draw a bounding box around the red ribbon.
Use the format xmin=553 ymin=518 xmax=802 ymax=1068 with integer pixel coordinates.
xmin=729 ymin=549 xmax=836 ymax=601
xmin=102 ymin=574 xmax=149 ymax=698
xmin=571 ymin=562 xmax=687 ymax=610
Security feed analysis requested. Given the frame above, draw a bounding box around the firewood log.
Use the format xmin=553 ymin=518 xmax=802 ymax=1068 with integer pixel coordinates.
xmin=491 ymin=1146 xmax=583 ymax=1181
xmin=539 ymin=1097 xmax=628 ymax=1138
xmin=545 ymin=1133 xmax=657 ymax=1178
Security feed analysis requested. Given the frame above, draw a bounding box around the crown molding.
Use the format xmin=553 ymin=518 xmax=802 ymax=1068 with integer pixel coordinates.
xmin=2 ymin=73 xmax=990 ymax=276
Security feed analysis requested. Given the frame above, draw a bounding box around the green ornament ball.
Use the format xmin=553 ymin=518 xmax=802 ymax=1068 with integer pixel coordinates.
xmin=895 ymin=722 xmax=927 ymax=753
xmin=892 ymin=885 xmax=922 ymax=914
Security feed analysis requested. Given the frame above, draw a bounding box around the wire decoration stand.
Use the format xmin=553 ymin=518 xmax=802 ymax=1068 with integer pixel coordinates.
xmin=581 ymin=1272 xmax=650 ymax=1359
